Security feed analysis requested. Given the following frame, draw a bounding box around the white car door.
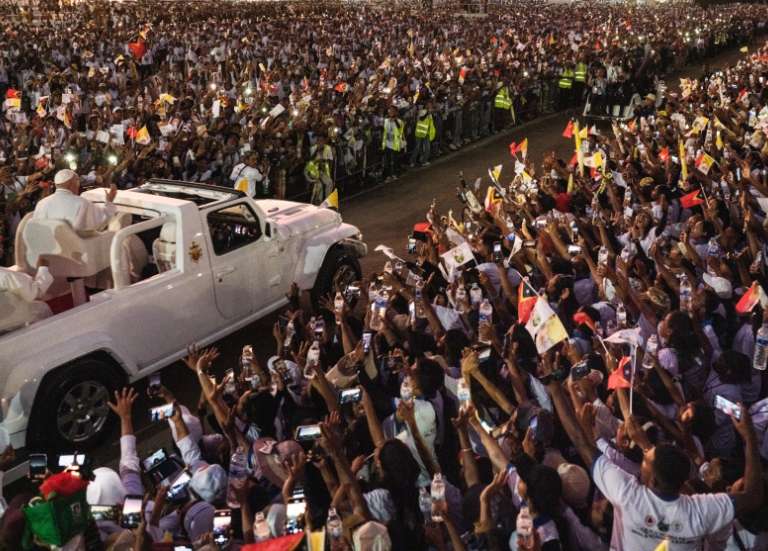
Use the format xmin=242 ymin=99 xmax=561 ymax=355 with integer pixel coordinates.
xmin=204 ymin=201 xmax=267 ymax=319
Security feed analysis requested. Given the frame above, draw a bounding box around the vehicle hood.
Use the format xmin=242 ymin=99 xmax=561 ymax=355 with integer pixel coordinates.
xmin=257 ymin=199 xmax=342 ymax=237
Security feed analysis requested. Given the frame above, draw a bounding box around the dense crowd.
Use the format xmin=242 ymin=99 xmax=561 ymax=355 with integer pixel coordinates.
xmin=3 ymin=1 xmax=768 ymax=551
xmin=3 ymin=0 xmax=768 ymax=262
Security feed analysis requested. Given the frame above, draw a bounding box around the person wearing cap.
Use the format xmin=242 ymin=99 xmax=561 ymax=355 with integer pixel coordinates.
xmin=32 ymin=168 xmax=117 ymax=232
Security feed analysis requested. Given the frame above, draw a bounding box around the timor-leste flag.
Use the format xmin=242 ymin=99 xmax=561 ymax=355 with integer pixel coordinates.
xmin=735 ymin=281 xmax=768 ymax=314
xmin=680 ymin=189 xmax=705 ymax=209
xmin=562 ymin=120 xmax=574 ymax=139
xmin=607 ymin=356 xmax=633 ymax=390
xmin=517 ymin=282 xmax=538 ymax=324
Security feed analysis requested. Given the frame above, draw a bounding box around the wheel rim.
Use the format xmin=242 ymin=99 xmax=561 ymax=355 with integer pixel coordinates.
xmin=332 ymin=262 xmax=358 ymax=290
xmin=56 ymin=381 xmax=111 ymax=443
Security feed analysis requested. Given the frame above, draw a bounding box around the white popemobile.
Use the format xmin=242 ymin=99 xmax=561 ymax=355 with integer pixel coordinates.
xmin=0 ymin=179 xmax=366 ymax=465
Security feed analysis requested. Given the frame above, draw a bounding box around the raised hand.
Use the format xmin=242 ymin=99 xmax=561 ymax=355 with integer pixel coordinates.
xmin=108 ymin=386 xmax=138 ymax=419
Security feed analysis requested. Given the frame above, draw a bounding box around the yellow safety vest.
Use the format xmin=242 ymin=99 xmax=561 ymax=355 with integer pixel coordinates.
xmin=415 ymin=115 xmax=435 ymax=141
xmin=574 ymin=62 xmax=587 ymax=83
xmin=494 ymin=87 xmax=512 ymax=109
xmin=382 ymin=118 xmax=405 ymax=151
xmin=304 ymin=160 xmax=320 ymax=180
xmin=559 ymin=69 xmax=574 ymax=89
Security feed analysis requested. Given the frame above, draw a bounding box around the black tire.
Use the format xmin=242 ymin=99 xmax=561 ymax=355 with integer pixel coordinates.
xmin=312 ymin=245 xmax=362 ymax=302
xmin=29 ymin=358 xmax=123 ymax=452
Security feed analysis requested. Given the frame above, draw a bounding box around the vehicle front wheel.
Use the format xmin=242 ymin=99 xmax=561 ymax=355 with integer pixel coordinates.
xmin=313 ymin=246 xmax=362 ymax=302
xmin=29 ymin=358 xmax=121 ymax=452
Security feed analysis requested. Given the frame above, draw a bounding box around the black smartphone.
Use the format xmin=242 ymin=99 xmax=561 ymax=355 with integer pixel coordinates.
xmin=340 ymin=388 xmax=362 ymax=405
xmin=28 ymin=453 xmax=47 ymax=480
xmin=285 ymin=487 xmax=307 ymax=534
xmin=91 ymin=505 xmax=120 ymax=522
xmin=213 ymin=509 xmax=232 ymax=546
xmin=149 ymin=403 xmax=174 ymax=422
xmin=166 ymin=471 xmax=192 ymax=502
xmin=295 ymin=424 xmax=322 ymax=442
xmin=492 ymin=241 xmax=503 ymax=263
xmin=57 ymin=453 xmax=86 ymax=470
xmin=120 ymin=495 xmax=143 ymax=529
xmin=141 ymin=448 xmax=167 ymax=472
xmin=408 ymin=236 xmax=417 ymax=254
xmin=147 ymin=374 xmax=161 ymax=397
xmin=362 ymin=331 xmax=372 ymax=354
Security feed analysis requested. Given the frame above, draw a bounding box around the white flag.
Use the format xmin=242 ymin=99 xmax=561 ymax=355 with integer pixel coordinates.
xmin=525 ymin=298 xmax=568 ymax=354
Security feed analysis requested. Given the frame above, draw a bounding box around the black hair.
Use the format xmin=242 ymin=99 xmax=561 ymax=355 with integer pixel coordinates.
xmin=415 ymin=358 xmax=444 ymax=400
xmin=652 ymin=444 xmax=691 ymax=494
xmin=378 ymin=440 xmax=426 ymax=548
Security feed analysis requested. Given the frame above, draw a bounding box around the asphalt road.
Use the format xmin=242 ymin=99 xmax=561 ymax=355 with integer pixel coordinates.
xmin=8 ymin=41 xmax=757 ymax=488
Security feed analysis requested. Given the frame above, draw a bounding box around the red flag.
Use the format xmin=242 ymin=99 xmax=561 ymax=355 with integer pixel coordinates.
xmin=334 ymin=82 xmax=348 ymax=94
xmin=126 ymin=126 xmax=138 ymax=140
xmin=562 ymin=120 xmax=574 ymax=139
xmin=680 ymin=189 xmax=705 ymax=209
xmin=5 ymin=88 xmax=20 ymax=99
xmin=518 ymin=283 xmax=538 ymax=324
xmin=568 ymin=152 xmax=578 ymax=167
xmin=659 ymin=146 xmax=670 ymax=162
xmin=735 ymin=282 xmax=766 ymax=314
xmin=573 ymin=311 xmax=596 ymax=333
xmin=128 ymin=40 xmax=146 ymax=60
xmin=509 ymin=141 xmax=520 ymax=157
xmin=242 ymin=533 xmax=304 ymax=551
xmin=607 ymin=357 xmax=632 ymax=390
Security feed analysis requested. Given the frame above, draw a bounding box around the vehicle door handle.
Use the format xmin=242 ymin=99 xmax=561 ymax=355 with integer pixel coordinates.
xmin=215 ymin=266 xmax=236 ymax=280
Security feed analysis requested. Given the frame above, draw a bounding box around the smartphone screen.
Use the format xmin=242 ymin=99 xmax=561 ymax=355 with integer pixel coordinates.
xmin=91 ymin=505 xmax=119 ymax=522
xmin=340 ymin=388 xmax=362 ymax=405
xmin=714 ymin=395 xmax=742 ymax=420
xmin=149 ymin=404 xmax=174 ymax=422
xmin=148 ymin=374 xmax=161 ymax=395
xmin=166 ymin=471 xmax=191 ymax=501
xmin=295 ymin=424 xmax=322 ymax=441
xmin=57 ymin=454 xmax=86 ymax=468
xmin=29 ymin=453 xmax=47 ymax=479
xmin=362 ymin=331 xmax=372 ymax=353
xmin=141 ymin=449 xmax=167 ymax=472
xmin=492 ymin=242 xmax=503 ymax=262
xmin=213 ymin=510 xmax=231 ymax=545
xmin=120 ymin=496 xmax=143 ymax=529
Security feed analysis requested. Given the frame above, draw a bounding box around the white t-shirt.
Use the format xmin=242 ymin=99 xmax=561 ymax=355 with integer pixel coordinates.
xmin=592 ymin=454 xmax=734 ymax=551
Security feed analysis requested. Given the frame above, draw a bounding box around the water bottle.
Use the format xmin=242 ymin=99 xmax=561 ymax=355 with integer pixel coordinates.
xmin=400 ymin=377 xmax=414 ymax=402
xmin=419 ymin=487 xmax=432 ymax=521
xmin=616 ymin=303 xmax=627 ymax=328
xmin=305 ymin=340 xmax=320 ymax=379
xmin=457 ymin=378 xmax=471 ymax=409
xmin=326 ymin=507 xmax=343 ymax=541
xmin=643 ymin=334 xmax=658 ymax=369
xmin=226 ymin=446 xmax=250 ymax=509
xmin=283 ymin=320 xmax=295 ymax=348
xmin=470 ymin=283 xmax=483 ymax=307
xmin=516 ymin=505 xmax=534 ymax=546
xmin=455 ymin=286 xmax=468 ymax=313
xmin=679 ymin=274 xmax=692 ymax=312
xmin=753 ymin=323 xmax=768 ymax=370
xmin=598 ymin=246 xmax=609 ymax=266
xmin=254 ymin=511 xmax=271 ymax=542
xmin=334 ymin=291 xmax=345 ymax=318
xmin=478 ymin=299 xmax=493 ymax=344
xmin=430 ymin=473 xmax=446 ymax=522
